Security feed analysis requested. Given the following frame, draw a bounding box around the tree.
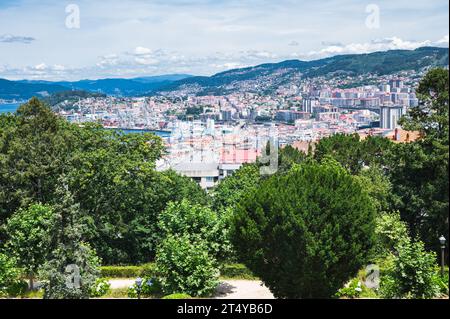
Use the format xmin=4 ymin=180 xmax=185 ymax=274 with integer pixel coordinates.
xmin=0 ymin=98 xmax=74 ymax=224
xmin=373 ymin=211 xmax=410 ymax=260
xmin=155 ymin=235 xmax=219 ymax=297
xmin=277 ymin=144 xmax=307 ymax=173
xmin=389 ymin=68 xmax=448 ymax=253
xmin=212 ymin=163 xmax=260 ymax=213
xmin=0 ymin=253 xmax=21 ymax=297
xmin=314 ymin=134 xmax=393 ymax=174
xmin=39 ymin=180 xmax=100 ymax=299
xmin=0 ymin=98 xmax=208 ymax=265
xmin=231 ymin=159 xmax=376 ymax=298
xmin=157 ymin=199 xmax=232 ymax=261
xmin=380 ymin=240 xmax=440 ymax=299
xmin=4 ymin=204 xmax=56 ymax=289
xmin=399 ymin=68 xmax=449 ymax=141
xmin=356 ymin=165 xmax=395 ymax=214
xmin=314 ymin=134 xmax=364 ymax=174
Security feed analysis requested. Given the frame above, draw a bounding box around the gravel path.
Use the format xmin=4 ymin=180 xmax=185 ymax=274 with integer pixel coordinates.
xmin=107 ymin=279 xmax=274 ymax=299
xmin=214 ymin=280 xmax=274 ymax=299
xmin=108 ymin=279 xmax=135 ymax=289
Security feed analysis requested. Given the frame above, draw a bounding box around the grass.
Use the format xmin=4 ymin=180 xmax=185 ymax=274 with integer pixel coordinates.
xmin=101 ymin=287 xmax=129 ymax=299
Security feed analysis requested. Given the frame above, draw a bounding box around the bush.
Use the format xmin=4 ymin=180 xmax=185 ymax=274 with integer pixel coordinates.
xmin=0 ymin=253 xmax=21 ymax=297
xmin=155 ymin=235 xmax=219 ymax=297
xmin=141 ymin=263 xmax=157 ymax=277
xmin=373 ymin=212 xmax=410 ymax=260
xmin=100 ymin=263 xmax=156 ymax=278
xmin=90 ymin=278 xmax=111 ymax=297
xmin=39 ymin=242 xmax=101 ymax=299
xmin=432 ymin=267 xmax=449 ymax=297
xmin=127 ymin=277 xmax=163 ymax=298
xmin=219 ymin=264 xmax=257 ymax=280
xmin=100 ymin=265 xmax=143 ymax=278
xmin=335 ymin=278 xmax=363 ymax=299
xmin=379 ymin=240 xmax=441 ymax=299
xmin=157 ymin=199 xmax=232 ymax=261
xmin=162 ymin=293 xmax=192 ymax=299
xmin=231 ymin=159 xmax=377 ymax=298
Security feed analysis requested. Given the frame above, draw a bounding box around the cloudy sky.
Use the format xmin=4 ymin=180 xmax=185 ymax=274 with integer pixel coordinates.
xmin=0 ymin=0 xmax=448 ymax=80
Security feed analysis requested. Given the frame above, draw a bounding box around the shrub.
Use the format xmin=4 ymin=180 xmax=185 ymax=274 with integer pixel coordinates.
xmin=39 ymin=242 xmax=101 ymax=299
xmin=432 ymin=267 xmax=449 ymax=297
xmin=373 ymin=212 xmax=410 ymax=260
xmin=4 ymin=203 xmax=56 ymax=290
xmin=162 ymin=293 xmax=192 ymax=299
xmin=100 ymin=265 xmax=143 ymax=278
xmin=127 ymin=277 xmax=163 ymax=298
xmin=141 ymin=263 xmax=157 ymax=277
xmin=219 ymin=264 xmax=257 ymax=280
xmin=90 ymin=278 xmax=111 ymax=297
xmin=231 ymin=159 xmax=377 ymax=298
xmin=157 ymin=199 xmax=232 ymax=261
xmin=0 ymin=253 xmax=21 ymax=297
xmin=379 ymin=240 xmax=441 ymax=299
xmin=155 ymin=235 xmax=219 ymax=297
xmin=335 ymin=278 xmax=363 ymax=299
xmin=100 ymin=263 xmax=156 ymax=278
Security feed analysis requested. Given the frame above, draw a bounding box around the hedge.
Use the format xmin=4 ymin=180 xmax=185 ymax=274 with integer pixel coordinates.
xmin=100 ymin=263 xmax=156 ymax=278
xmin=162 ymin=293 xmax=192 ymax=299
xmin=100 ymin=263 xmax=256 ymax=280
xmin=219 ymin=264 xmax=258 ymax=280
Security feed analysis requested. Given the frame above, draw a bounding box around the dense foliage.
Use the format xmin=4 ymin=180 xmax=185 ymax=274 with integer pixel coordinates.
xmin=4 ymin=204 xmax=56 ymax=289
xmin=157 ymin=199 xmax=231 ymax=261
xmin=155 ymin=235 xmax=219 ymax=297
xmin=231 ymin=159 xmax=376 ymax=298
xmin=390 ymin=68 xmax=449 ymax=253
xmin=0 ymin=253 xmax=21 ymax=297
xmin=0 ymin=97 xmax=208 ymax=265
xmin=380 ymin=240 xmax=441 ymax=299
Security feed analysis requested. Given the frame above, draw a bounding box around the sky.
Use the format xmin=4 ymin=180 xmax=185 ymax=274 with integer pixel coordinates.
xmin=0 ymin=0 xmax=448 ymax=81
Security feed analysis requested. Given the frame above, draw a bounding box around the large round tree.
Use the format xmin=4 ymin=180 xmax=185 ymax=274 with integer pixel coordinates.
xmin=231 ymin=158 xmax=376 ymax=298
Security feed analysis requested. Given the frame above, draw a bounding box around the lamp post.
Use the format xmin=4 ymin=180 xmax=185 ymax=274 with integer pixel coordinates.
xmin=439 ymin=235 xmax=446 ymax=277
xmin=136 ymin=277 xmax=143 ymax=299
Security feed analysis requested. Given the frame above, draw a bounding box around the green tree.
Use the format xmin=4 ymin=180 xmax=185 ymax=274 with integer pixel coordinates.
xmin=314 ymin=134 xmax=392 ymax=174
xmin=356 ymin=165 xmax=395 ymax=213
xmin=391 ymin=68 xmax=449 ymax=253
xmin=277 ymin=144 xmax=307 ymax=173
xmin=0 ymin=253 xmax=21 ymax=297
xmin=380 ymin=240 xmax=440 ymax=299
xmin=39 ymin=181 xmax=100 ymax=299
xmin=4 ymin=203 xmax=56 ymax=289
xmin=212 ymin=163 xmax=260 ymax=213
xmin=0 ymin=98 xmax=74 ymax=224
xmin=373 ymin=211 xmax=410 ymax=260
xmin=399 ymin=68 xmax=449 ymax=141
xmin=231 ymin=159 xmax=376 ymax=298
xmin=157 ymin=199 xmax=232 ymax=261
xmin=155 ymin=235 xmax=219 ymax=297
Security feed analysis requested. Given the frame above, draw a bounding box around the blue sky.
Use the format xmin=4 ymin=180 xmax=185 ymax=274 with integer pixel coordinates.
xmin=0 ymin=0 xmax=448 ymax=80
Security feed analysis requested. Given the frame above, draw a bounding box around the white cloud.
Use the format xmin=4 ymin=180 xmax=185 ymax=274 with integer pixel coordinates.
xmin=437 ymin=34 xmax=449 ymax=44
xmin=33 ymin=63 xmax=48 ymax=71
xmin=134 ymin=46 xmax=153 ymax=55
xmin=306 ymin=36 xmax=442 ymax=59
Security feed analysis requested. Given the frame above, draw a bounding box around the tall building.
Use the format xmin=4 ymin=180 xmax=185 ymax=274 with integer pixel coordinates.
xmin=380 ymin=105 xmax=406 ymax=129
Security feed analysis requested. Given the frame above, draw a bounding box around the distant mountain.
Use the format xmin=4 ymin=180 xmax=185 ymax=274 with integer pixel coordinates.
xmin=155 ymin=46 xmax=449 ymax=96
xmin=133 ymin=74 xmax=194 ymax=83
xmin=0 ymin=78 xmax=68 ymax=100
xmin=2 ymin=74 xmax=194 ymax=100
xmin=1 ymin=47 xmax=448 ymax=100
